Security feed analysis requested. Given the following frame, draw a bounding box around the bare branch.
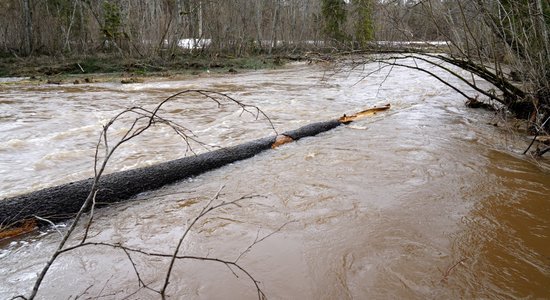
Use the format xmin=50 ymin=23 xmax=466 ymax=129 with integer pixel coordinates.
xmin=235 ymin=221 xmax=295 ymax=264
xmin=24 ymin=89 xmax=276 ymax=299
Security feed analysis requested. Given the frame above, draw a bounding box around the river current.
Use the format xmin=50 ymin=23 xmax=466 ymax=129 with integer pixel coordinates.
xmin=1 ymin=60 xmax=549 ymax=299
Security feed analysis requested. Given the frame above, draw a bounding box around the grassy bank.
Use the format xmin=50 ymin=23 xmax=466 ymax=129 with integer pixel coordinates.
xmin=0 ymin=53 xmax=290 ymax=79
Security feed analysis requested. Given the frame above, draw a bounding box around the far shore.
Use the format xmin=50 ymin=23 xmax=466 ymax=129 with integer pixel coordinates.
xmin=0 ymin=53 xmax=298 ymax=84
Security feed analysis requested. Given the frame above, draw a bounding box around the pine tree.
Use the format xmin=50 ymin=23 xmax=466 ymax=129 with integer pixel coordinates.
xmin=321 ymin=0 xmax=348 ymax=42
xmin=353 ymin=0 xmax=374 ymax=47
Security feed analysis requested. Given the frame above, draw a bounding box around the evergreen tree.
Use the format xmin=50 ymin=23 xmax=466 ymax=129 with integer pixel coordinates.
xmin=321 ymin=0 xmax=348 ymax=42
xmin=353 ymin=0 xmax=374 ymax=47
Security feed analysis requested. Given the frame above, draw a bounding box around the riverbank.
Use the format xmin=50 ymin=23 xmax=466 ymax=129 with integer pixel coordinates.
xmin=0 ymin=53 xmax=293 ymax=82
xmin=0 ymin=45 xmax=450 ymax=83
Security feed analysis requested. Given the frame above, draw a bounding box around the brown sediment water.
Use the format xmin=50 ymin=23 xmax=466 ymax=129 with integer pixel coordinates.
xmin=0 ymin=60 xmax=549 ymax=299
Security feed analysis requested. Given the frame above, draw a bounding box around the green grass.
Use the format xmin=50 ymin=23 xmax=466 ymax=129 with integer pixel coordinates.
xmin=0 ymin=53 xmax=290 ymax=78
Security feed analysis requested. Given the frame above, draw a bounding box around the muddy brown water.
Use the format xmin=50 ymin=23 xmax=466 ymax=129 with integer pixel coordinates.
xmin=1 ymin=61 xmax=549 ymax=299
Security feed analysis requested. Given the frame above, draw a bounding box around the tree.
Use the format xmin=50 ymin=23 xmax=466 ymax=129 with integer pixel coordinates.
xmin=370 ymin=0 xmax=549 ymax=154
xmin=322 ymin=0 xmax=348 ymax=43
xmin=101 ymin=1 xmax=123 ymax=51
xmin=23 ymin=0 xmax=33 ymax=55
xmin=352 ymin=0 xmax=375 ymax=47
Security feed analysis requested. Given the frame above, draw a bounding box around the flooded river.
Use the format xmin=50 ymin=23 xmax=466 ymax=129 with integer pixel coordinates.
xmin=1 ymin=60 xmax=549 ymax=299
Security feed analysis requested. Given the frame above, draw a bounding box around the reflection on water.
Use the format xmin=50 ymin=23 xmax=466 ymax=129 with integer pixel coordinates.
xmin=0 ymin=61 xmax=549 ymax=299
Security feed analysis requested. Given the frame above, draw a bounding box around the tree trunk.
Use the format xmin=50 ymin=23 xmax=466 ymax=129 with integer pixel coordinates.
xmin=269 ymin=0 xmax=280 ymax=54
xmin=197 ymin=0 xmax=203 ymax=38
xmin=534 ymin=0 xmax=550 ymax=60
xmin=0 ymin=120 xmax=342 ymax=227
xmin=23 ymin=0 xmax=33 ymax=55
xmin=256 ymin=0 xmax=263 ymax=49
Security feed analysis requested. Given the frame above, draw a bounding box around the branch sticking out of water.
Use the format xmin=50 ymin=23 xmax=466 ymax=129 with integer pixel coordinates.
xmin=20 ymin=89 xmax=277 ymax=300
xmin=439 ymin=258 xmax=468 ymax=284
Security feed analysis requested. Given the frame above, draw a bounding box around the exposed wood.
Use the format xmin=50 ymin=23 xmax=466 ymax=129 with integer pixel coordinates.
xmin=271 ymin=135 xmax=294 ymax=149
xmin=339 ymin=103 xmax=391 ymax=124
xmin=0 ymin=219 xmax=37 ymax=240
xmin=0 ymin=105 xmax=390 ymax=237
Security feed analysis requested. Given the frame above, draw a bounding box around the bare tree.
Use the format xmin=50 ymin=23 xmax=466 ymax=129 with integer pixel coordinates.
xmin=357 ymin=0 xmax=549 ymax=155
xmin=22 ymin=0 xmax=33 ymax=55
xmin=1 ymin=0 xmax=378 ymax=56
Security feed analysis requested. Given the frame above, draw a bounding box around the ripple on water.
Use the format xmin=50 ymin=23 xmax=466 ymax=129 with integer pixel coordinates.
xmin=1 ymin=61 xmax=549 ymax=299
xmin=0 ymin=139 xmax=28 ymax=150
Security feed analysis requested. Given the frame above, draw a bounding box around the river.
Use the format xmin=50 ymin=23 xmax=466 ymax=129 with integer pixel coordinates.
xmin=1 ymin=60 xmax=549 ymax=299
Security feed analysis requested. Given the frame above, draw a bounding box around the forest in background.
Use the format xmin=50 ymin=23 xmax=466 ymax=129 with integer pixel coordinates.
xmin=2 ymin=0 xmax=458 ymax=57
xmin=1 ymin=0 xmax=549 ymax=139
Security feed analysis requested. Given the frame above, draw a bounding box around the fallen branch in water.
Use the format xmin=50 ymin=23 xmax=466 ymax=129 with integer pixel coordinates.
xmin=0 ymin=90 xmax=275 ymax=230
xmin=524 ymin=116 xmax=550 ymax=156
xmin=0 ymin=103 xmax=389 ymax=230
xmin=12 ymin=89 xmax=276 ymax=300
xmin=159 ymin=186 xmax=262 ymax=298
xmin=439 ymin=258 xmax=468 ymax=284
xmin=7 ymin=89 xmax=389 ymax=299
xmin=14 ymin=189 xmax=284 ymax=299
xmin=63 ymin=189 xmax=277 ymax=300
xmin=341 ymin=52 xmax=549 ymax=157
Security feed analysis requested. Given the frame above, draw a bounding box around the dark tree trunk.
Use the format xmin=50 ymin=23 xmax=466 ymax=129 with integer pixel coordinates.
xmin=23 ymin=0 xmax=33 ymax=55
xmin=0 ymin=120 xmax=342 ymax=227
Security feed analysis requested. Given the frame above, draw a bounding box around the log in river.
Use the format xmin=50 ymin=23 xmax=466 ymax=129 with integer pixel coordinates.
xmin=0 ymin=119 xmax=344 ymax=226
xmin=2 ymin=62 xmax=549 ymax=299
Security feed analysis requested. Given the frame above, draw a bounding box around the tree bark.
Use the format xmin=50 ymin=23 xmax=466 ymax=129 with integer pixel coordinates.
xmin=23 ymin=0 xmax=33 ymax=55
xmin=269 ymin=0 xmax=280 ymax=54
xmin=0 ymin=120 xmax=341 ymax=227
xmin=534 ymin=0 xmax=550 ymax=60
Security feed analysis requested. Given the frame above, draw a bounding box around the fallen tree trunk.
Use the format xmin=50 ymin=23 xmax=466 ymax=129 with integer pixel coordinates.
xmin=0 ymin=102 xmax=391 ymax=232
xmin=0 ymin=120 xmax=343 ymax=227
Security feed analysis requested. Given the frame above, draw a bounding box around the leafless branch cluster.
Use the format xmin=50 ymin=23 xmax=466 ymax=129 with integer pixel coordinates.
xmin=356 ymin=50 xmax=548 ymax=155
xmin=13 ymin=90 xmax=281 ymax=299
xmin=340 ymin=0 xmax=550 ymax=155
xmin=2 ymin=0 xmax=464 ymax=57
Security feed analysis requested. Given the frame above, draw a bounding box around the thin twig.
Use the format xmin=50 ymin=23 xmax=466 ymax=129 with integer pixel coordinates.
xmin=24 ymin=89 xmax=276 ymax=299
xmin=160 ymin=185 xmax=226 ymax=296
xmin=32 ymin=216 xmax=63 ymax=238
xmin=235 ymin=221 xmax=295 ymax=264
xmin=440 ymin=258 xmax=468 ymax=283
